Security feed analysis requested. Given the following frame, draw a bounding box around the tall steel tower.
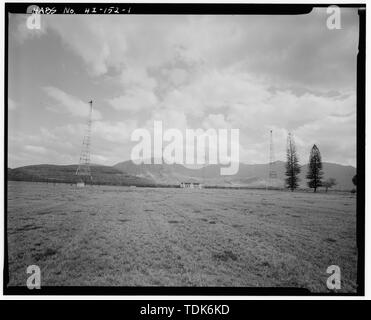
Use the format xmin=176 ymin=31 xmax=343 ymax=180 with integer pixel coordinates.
xmin=76 ymin=100 xmax=93 ymax=185
xmin=268 ymin=130 xmax=277 ymax=187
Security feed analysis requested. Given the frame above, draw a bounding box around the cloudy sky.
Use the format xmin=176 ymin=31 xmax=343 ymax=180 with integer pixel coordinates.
xmin=8 ymin=8 xmax=358 ymax=168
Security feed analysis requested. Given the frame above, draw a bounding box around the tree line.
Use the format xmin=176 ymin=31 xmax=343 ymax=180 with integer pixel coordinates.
xmin=285 ymin=133 xmax=356 ymax=192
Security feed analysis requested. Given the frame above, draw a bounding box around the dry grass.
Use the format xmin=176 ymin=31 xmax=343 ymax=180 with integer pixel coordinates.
xmin=7 ymin=181 xmax=357 ymax=292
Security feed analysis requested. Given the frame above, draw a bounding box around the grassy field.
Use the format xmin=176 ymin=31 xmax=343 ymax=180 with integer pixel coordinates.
xmin=7 ymin=181 xmax=357 ymax=292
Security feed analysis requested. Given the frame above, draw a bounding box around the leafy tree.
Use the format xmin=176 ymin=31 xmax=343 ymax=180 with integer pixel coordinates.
xmin=323 ymin=178 xmax=337 ymax=192
xmin=285 ymin=133 xmax=301 ymax=191
xmin=306 ymin=144 xmax=323 ymax=192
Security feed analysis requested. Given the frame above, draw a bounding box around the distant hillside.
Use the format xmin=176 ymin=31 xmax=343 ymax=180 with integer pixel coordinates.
xmin=8 ymin=164 xmax=155 ymax=186
xmin=299 ymin=162 xmax=356 ymax=191
xmin=8 ymin=160 xmax=356 ymax=190
xmin=113 ymin=160 xmax=356 ymax=190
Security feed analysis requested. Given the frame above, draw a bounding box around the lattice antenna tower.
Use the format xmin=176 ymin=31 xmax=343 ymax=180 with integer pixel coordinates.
xmin=268 ymin=130 xmax=277 ymax=186
xmin=76 ymin=100 xmax=93 ymax=183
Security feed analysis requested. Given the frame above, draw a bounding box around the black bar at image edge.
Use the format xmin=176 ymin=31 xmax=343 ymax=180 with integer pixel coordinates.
xmin=5 ymin=3 xmax=365 ymax=15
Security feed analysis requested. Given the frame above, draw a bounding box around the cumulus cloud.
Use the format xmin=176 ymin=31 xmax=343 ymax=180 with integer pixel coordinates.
xmin=9 ymin=10 xmax=359 ymax=167
xmin=9 ymin=119 xmax=139 ymax=168
xmin=94 ymin=120 xmax=138 ymax=142
xmin=43 ymin=15 xmax=129 ymax=76
xmin=43 ymin=86 xmax=102 ymax=120
xmin=202 ymin=114 xmax=230 ymax=129
xmin=108 ymin=88 xmax=158 ymax=112
xmin=24 ymin=145 xmax=47 ymax=154
xmin=10 ymin=13 xmax=47 ymax=44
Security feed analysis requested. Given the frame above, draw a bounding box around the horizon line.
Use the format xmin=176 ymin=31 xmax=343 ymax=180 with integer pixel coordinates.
xmin=8 ymin=159 xmax=357 ymax=170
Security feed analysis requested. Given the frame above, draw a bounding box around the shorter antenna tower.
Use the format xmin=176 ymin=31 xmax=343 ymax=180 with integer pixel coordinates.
xmin=268 ymin=130 xmax=277 ymax=188
xmin=76 ymin=100 xmax=93 ymax=184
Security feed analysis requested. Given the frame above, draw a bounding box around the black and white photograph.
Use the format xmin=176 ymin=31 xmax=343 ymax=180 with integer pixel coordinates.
xmin=3 ymin=3 xmax=365 ymax=296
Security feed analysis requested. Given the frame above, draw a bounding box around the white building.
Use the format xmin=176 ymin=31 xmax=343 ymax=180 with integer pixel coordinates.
xmin=180 ymin=182 xmax=203 ymax=189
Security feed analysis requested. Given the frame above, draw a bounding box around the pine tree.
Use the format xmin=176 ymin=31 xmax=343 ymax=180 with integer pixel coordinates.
xmin=285 ymin=133 xmax=301 ymax=191
xmin=306 ymin=144 xmax=323 ymax=192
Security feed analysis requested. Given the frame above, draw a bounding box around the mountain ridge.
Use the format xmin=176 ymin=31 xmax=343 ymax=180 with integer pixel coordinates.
xmin=7 ymin=164 xmax=156 ymax=186
xmin=7 ymin=160 xmax=356 ymax=190
xmin=113 ymin=159 xmax=356 ymax=190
